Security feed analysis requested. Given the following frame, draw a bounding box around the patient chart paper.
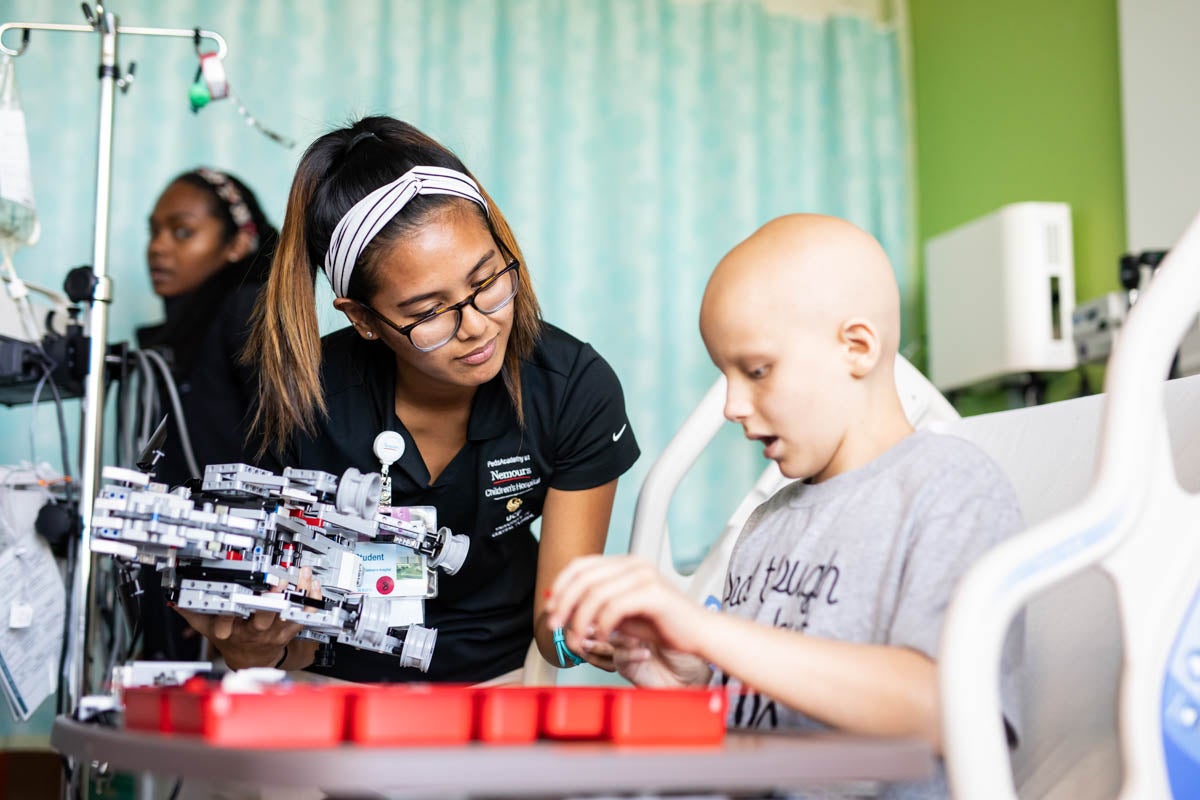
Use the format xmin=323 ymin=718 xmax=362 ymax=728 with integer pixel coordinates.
xmin=0 ymin=539 xmax=64 ymax=721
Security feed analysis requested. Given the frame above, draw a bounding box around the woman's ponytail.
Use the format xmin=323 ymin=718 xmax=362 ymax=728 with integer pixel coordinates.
xmin=243 ymin=160 xmax=326 ymax=455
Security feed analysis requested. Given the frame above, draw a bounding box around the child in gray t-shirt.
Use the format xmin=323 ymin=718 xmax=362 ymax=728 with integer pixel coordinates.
xmin=722 ymin=429 xmax=1024 ymax=799
xmin=547 ymin=214 xmax=1024 ymax=800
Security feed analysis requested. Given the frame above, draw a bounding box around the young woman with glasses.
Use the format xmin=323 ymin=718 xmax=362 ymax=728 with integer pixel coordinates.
xmin=175 ymin=117 xmax=640 ymax=684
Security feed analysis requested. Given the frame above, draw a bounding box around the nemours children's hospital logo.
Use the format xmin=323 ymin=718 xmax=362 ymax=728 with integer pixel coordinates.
xmin=485 ymin=454 xmax=540 ymax=537
xmin=484 ymin=454 xmax=542 ymax=500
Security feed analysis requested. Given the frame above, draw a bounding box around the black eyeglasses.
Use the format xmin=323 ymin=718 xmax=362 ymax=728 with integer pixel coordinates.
xmin=361 ymin=259 xmax=521 ymax=352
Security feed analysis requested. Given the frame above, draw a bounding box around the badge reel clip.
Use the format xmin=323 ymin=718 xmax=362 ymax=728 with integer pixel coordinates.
xmin=373 ymin=431 xmax=405 ymax=510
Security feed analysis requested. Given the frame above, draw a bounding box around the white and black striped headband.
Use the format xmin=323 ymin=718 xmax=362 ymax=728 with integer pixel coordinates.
xmin=323 ymin=165 xmax=489 ymax=298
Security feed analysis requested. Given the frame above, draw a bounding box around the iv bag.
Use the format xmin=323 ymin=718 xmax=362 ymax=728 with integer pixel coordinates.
xmin=0 ymin=55 xmax=39 ymax=250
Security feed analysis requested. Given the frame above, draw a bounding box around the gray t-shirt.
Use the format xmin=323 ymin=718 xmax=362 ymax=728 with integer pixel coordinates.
xmin=715 ymin=430 xmax=1025 ymax=800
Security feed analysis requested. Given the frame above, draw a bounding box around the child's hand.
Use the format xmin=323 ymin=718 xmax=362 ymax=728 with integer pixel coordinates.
xmin=609 ymin=631 xmax=712 ymax=688
xmin=546 ymin=555 xmax=709 ymax=681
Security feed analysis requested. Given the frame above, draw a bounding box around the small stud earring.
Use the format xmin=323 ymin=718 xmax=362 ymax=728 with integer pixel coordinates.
xmin=365 ymin=331 xmax=374 ymax=339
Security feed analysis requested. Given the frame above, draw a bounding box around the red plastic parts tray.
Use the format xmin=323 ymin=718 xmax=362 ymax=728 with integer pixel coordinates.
xmin=167 ymin=684 xmax=345 ymax=747
xmin=474 ymin=686 xmax=541 ymax=744
xmin=345 ymin=684 xmax=474 ymax=746
xmin=608 ymin=687 xmax=727 ymax=745
xmin=123 ymin=686 xmax=172 ymax=734
xmin=127 ymin=683 xmax=726 ymax=747
xmin=539 ymin=686 xmax=612 ymax=740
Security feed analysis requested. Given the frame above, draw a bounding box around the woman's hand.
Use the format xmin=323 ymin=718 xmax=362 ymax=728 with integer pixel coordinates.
xmin=175 ymin=566 xmax=322 ymax=671
xmin=533 ymin=483 xmax=618 ymax=669
xmin=572 ymin=636 xmax=617 ymax=672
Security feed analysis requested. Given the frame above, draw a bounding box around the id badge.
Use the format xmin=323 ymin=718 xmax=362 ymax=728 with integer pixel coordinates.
xmin=356 ymin=506 xmax=440 ymax=600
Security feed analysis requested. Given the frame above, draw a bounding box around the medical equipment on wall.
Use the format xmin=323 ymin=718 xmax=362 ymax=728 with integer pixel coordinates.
xmin=925 ymin=202 xmax=1077 ymax=392
xmin=91 ymin=459 xmax=470 ymax=674
xmin=939 ymin=207 xmax=1200 ymax=799
xmin=1071 ymin=250 xmax=1156 ymax=368
xmin=1073 ymin=290 xmax=1130 ymax=366
xmin=1073 ymin=247 xmax=1200 ymax=381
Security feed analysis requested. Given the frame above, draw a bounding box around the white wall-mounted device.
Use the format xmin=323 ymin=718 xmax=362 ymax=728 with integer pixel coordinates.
xmin=925 ymin=202 xmax=1077 ymax=392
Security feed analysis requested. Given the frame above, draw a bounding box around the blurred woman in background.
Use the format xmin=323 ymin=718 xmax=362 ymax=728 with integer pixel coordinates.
xmin=135 ymin=168 xmax=278 ymax=659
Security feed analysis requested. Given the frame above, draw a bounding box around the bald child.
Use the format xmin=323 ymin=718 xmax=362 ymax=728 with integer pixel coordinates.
xmin=547 ymin=215 xmax=1023 ymax=799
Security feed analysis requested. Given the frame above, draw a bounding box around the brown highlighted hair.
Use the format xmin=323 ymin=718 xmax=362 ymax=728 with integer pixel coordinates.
xmin=244 ymin=117 xmax=542 ymax=454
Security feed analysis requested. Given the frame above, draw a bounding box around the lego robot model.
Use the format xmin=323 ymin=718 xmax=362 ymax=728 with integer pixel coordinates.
xmin=90 ymin=462 xmax=470 ymax=672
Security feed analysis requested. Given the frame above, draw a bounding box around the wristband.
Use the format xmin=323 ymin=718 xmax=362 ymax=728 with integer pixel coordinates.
xmin=553 ymin=627 xmax=585 ymax=668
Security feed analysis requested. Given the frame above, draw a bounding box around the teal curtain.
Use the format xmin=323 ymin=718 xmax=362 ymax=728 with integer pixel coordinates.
xmin=0 ymin=0 xmax=911 ymax=713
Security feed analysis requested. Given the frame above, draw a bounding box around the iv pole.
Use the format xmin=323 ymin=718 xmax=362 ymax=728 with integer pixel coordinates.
xmin=0 ymin=4 xmax=228 ymax=717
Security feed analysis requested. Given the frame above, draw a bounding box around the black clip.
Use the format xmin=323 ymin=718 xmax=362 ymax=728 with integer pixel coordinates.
xmin=14 ymin=28 xmax=30 ymax=56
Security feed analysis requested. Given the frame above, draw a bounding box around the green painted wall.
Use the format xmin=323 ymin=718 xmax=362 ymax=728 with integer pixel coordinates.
xmin=909 ymin=0 xmax=1127 ymax=402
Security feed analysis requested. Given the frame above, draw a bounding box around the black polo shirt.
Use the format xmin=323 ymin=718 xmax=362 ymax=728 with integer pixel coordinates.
xmin=290 ymin=323 xmax=639 ymax=683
